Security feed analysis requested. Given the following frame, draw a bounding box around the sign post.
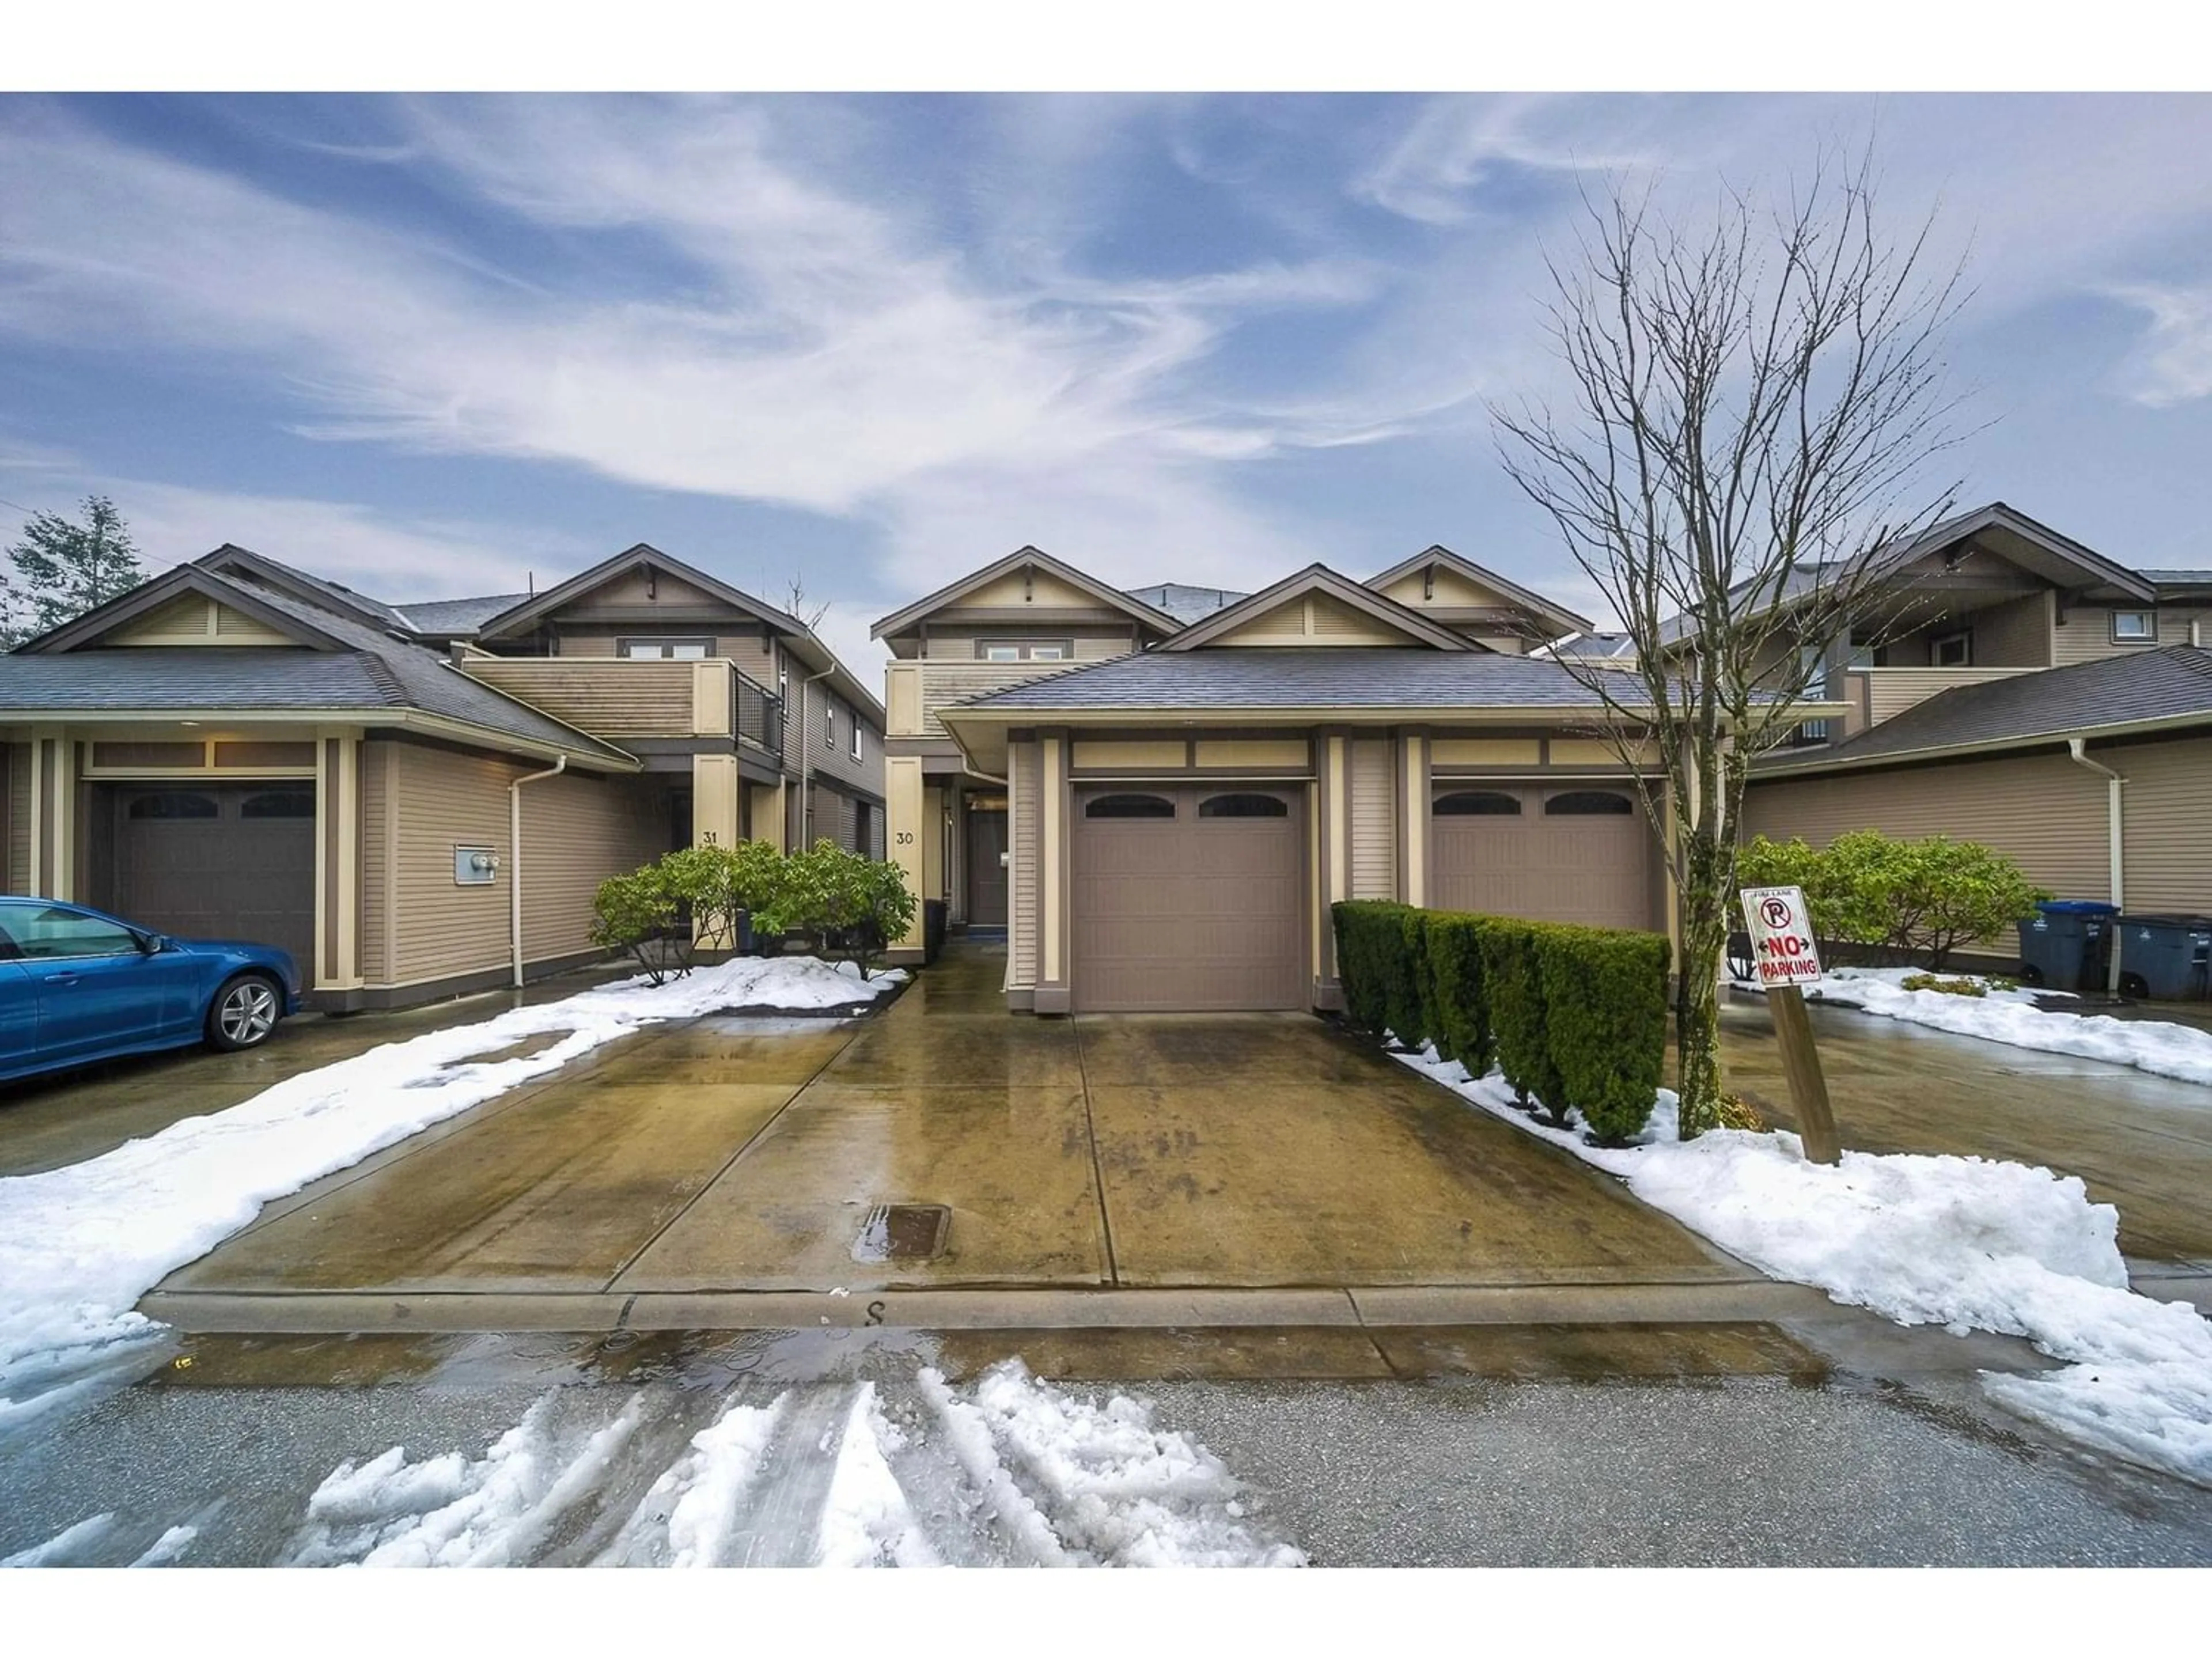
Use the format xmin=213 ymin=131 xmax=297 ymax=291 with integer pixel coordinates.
xmin=1738 ymin=885 xmax=1841 ymax=1165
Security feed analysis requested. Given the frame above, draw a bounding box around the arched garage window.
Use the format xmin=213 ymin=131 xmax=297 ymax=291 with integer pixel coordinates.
xmin=1546 ymin=790 xmax=1634 ymax=816
xmin=127 ymin=791 xmax=218 ymax=820
xmin=1198 ymin=793 xmax=1287 ymax=818
xmin=1434 ymin=790 xmax=1521 ymax=816
xmin=1085 ymin=793 xmax=1176 ymax=819
xmin=242 ymin=790 xmax=316 ymax=819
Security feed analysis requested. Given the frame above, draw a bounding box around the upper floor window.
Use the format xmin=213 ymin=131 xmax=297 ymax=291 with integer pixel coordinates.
xmin=825 ymin=701 xmax=838 ymax=750
xmin=851 ymin=716 xmax=863 ymax=761
xmin=1931 ymin=630 xmax=1972 ymax=668
xmin=620 ymin=638 xmax=713 ymax=660
xmin=977 ymin=641 xmax=1070 ymax=662
xmin=2112 ymin=609 xmax=2158 ymax=644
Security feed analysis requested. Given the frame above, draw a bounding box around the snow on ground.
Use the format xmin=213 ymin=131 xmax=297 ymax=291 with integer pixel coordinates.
xmin=263 ymin=1365 xmax=1296 ymax=1569
xmin=1752 ymin=966 xmax=2212 ymax=1088
xmin=1395 ymin=1046 xmax=2212 ymax=1488
xmin=0 ymin=956 xmax=903 ymax=1426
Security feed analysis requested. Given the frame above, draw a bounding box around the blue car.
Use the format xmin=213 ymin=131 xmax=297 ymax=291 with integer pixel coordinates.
xmin=0 ymin=897 xmax=304 ymax=1085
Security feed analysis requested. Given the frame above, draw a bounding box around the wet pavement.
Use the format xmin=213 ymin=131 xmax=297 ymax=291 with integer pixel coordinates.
xmin=1717 ymin=988 xmax=2212 ymax=1266
xmin=153 ymin=942 xmax=1755 ymax=1321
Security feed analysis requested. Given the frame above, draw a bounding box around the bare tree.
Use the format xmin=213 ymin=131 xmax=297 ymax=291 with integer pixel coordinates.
xmin=1492 ymin=148 xmax=1968 ymax=1137
xmin=784 ymin=575 xmax=831 ymax=632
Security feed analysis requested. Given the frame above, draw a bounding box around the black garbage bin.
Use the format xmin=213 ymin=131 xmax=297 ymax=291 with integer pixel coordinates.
xmin=2017 ymin=900 xmax=2118 ymax=992
xmin=923 ymin=899 xmax=948 ymax=965
xmin=2114 ymin=914 xmax=2212 ymax=1001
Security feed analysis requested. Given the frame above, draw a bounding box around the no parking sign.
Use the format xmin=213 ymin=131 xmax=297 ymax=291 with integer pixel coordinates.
xmin=1740 ymin=885 xmax=1824 ymax=987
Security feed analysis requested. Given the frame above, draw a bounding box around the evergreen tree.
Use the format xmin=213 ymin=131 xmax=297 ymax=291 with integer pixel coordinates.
xmin=2 ymin=495 xmax=147 ymax=649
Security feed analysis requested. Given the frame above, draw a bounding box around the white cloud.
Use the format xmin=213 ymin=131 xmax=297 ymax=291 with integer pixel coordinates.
xmin=1354 ymin=93 xmax=1668 ymax=226
xmin=2105 ymin=283 xmax=2212 ymax=407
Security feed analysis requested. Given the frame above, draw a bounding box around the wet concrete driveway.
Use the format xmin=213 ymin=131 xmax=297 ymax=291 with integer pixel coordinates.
xmin=151 ymin=943 xmax=1754 ymax=1320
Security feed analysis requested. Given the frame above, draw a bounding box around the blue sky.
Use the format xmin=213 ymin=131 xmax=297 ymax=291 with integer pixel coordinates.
xmin=5 ymin=91 xmax=2212 ymax=673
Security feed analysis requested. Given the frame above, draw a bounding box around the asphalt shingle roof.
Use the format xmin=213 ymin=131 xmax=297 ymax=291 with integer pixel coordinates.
xmin=954 ymin=647 xmax=1632 ymax=711
xmin=394 ymin=593 xmax=533 ymax=634
xmin=1760 ymin=645 xmax=2212 ymax=774
xmin=0 ymin=649 xmax=397 ymax=709
xmin=1122 ymin=582 xmax=1251 ymax=625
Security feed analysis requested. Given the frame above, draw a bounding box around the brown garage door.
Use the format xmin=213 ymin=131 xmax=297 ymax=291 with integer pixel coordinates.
xmin=1430 ymin=784 xmax=1653 ymax=930
xmin=1073 ymin=785 xmax=1306 ymax=1012
xmin=111 ymin=783 xmax=317 ymax=967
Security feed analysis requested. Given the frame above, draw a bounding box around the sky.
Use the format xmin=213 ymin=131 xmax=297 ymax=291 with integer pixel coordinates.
xmin=6 ymin=90 xmax=2212 ymax=677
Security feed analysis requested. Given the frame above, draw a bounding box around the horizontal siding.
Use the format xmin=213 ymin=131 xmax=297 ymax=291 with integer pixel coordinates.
xmin=911 ymin=662 xmax=1080 ymax=738
xmin=555 ymin=631 xmax=764 ymax=658
xmin=1745 ymin=752 xmax=2111 ymax=954
xmin=5 ymin=743 xmax=24 ymax=892
xmin=1009 ymin=741 xmax=1040 ymax=988
xmin=923 ymin=632 xmax=1134 ymax=661
xmin=360 ymin=741 xmax=391 ymax=984
xmin=1855 ymin=667 xmax=2036 ymax=726
xmin=520 ymin=771 xmax=666 ymax=962
xmin=460 ymin=657 xmax=699 ymax=737
xmin=2051 ymin=605 xmax=2212 ymax=666
xmin=387 ymin=743 xmax=516 ymax=985
xmin=1350 ymin=737 xmax=1395 ymax=900
xmin=2113 ymin=736 xmax=2212 ymax=915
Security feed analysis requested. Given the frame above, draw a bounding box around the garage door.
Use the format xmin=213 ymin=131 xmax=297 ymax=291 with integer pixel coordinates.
xmin=1430 ymin=784 xmax=1653 ymax=930
xmin=1073 ymin=785 xmax=1306 ymax=1012
xmin=111 ymin=784 xmax=317 ymax=968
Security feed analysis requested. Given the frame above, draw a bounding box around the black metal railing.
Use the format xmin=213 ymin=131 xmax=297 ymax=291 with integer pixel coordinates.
xmin=735 ymin=672 xmax=785 ymax=759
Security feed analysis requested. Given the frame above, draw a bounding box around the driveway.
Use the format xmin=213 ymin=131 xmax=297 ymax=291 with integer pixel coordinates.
xmin=1718 ymin=991 xmax=2212 ymax=1267
xmin=149 ymin=942 xmax=1760 ymax=1325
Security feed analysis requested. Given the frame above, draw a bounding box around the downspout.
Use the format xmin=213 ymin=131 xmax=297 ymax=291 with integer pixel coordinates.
xmin=510 ymin=755 xmax=567 ymax=988
xmin=2067 ymin=738 xmax=2126 ymax=994
xmin=796 ymin=664 xmax=836 ymax=848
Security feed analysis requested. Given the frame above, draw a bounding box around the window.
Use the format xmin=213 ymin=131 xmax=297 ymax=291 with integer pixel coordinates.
xmin=1434 ymin=790 xmax=1522 ymax=816
xmin=1085 ymin=793 xmax=1176 ymax=819
xmin=975 ymin=640 xmax=1071 ymax=662
xmin=2112 ymin=609 xmax=2158 ymax=643
xmin=126 ymin=791 xmax=218 ymax=820
xmin=0 ymin=902 xmax=142 ymax=960
xmin=1198 ymin=792 xmax=1287 ymax=818
xmin=1931 ymin=630 xmax=1972 ymax=668
xmin=241 ymin=790 xmax=316 ymax=819
xmin=1546 ymin=790 xmax=1635 ymax=816
xmin=851 ymin=716 xmax=863 ymax=761
xmin=983 ymin=645 xmax=1021 ymax=662
xmin=620 ymin=638 xmax=713 ymax=660
xmin=825 ymin=701 xmax=838 ymax=751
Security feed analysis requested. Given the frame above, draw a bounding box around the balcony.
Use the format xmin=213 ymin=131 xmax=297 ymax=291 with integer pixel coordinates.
xmin=885 ymin=658 xmax=1095 ymax=739
xmin=1838 ymin=665 xmax=2036 ymax=737
xmin=459 ymin=654 xmax=784 ymax=757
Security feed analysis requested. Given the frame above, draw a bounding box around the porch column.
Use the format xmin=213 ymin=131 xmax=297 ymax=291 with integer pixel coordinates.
xmin=27 ymin=726 xmax=78 ymax=900
xmin=1397 ymin=729 xmax=1430 ymax=909
xmin=691 ymin=753 xmax=740 ymax=849
xmin=884 ymin=754 xmax=927 ymax=963
xmin=314 ymin=729 xmax=365 ymax=995
xmin=1313 ymin=729 xmax=1350 ymax=1009
xmin=1032 ymin=730 xmax=1072 ymax=1014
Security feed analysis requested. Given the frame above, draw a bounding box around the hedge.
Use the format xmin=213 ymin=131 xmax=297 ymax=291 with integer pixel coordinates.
xmin=1332 ymin=900 xmax=1671 ymax=1142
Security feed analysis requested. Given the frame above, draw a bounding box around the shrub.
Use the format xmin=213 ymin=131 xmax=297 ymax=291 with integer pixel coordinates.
xmin=1331 ymin=902 xmax=1411 ymax=1043
xmin=763 ymin=839 xmax=917 ymax=979
xmin=1900 ymin=972 xmax=1986 ymax=998
xmin=1738 ymin=831 xmax=2050 ymax=969
xmin=590 ymin=866 xmax=690 ymax=984
xmin=1421 ymin=912 xmax=1491 ymax=1077
xmin=1535 ymin=922 xmax=1669 ymax=1143
xmin=1475 ymin=918 xmax=1565 ymax=1118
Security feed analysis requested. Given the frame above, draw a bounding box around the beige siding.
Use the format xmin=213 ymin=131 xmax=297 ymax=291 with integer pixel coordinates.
xmin=2114 ymin=736 xmax=2212 ymax=914
xmin=2049 ymin=605 xmax=2211 ymax=666
xmin=359 ymin=741 xmax=393 ymax=984
xmin=459 ymin=656 xmax=699 ymax=737
xmin=906 ymin=661 xmax=1082 ymax=738
xmin=1350 ymin=737 xmax=1396 ymax=899
xmin=519 ymin=771 xmax=665 ymax=963
xmin=4 ymin=743 xmax=24 ymax=892
xmin=1373 ymin=566 xmax=1512 ymax=610
xmin=1855 ymin=666 xmax=2036 ymax=727
xmin=964 ymin=567 xmax=1097 ymax=609
xmin=556 ymin=632 xmax=763 ymax=659
xmin=1008 ymin=740 xmax=1041 ymax=990
xmin=1214 ymin=593 xmax=1412 ymax=647
xmin=1969 ymin=592 xmax=2054 ymax=668
xmin=382 ymin=742 xmax=516 ymax=985
xmin=1745 ymin=752 xmax=2111 ymax=953
xmin=107 ymin=593 xmax=298 ymax=647
xmin=923 ymin=631 xmax=1133 ymax=661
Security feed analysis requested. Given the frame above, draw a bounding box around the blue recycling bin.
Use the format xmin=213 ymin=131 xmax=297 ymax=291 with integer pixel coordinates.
xmin=2115 ymin=914 xmax=2212 ymax=1001
xmin=2017 ymin=900 xmax=2118 ymax=992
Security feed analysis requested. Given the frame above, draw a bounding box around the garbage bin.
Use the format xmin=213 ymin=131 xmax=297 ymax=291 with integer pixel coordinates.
xmin=923 ymin=899 xmax=948 ymax=965
xmin=2017 ymin=900 xmax=2118 ymax=992
xmin=2114 ymin=914 xmax=2212 ymax=1001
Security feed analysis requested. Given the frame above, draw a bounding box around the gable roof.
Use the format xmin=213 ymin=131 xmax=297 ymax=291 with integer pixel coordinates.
xmin=196 ymin=543 xmax=416 ymax=632
xmin=871 ymin=545 xmax=1183 ymax=640
xmin=1758 ymin=646 xmax=2212 ymax=778
xmin=1160 ymin=564 xmax=1478 ymax=653
xmin=1122 ymin=582 xmax=1251 ymax=624
xmin=1365 ymin=544 xmax=1594 ymax=636
xmin=394 ymin=593 xmax=533 ymax=636
xmin=13 ymin=560 xmax=357 ymax=656
xmin=472 ymin=542 xmax=812 ymax=641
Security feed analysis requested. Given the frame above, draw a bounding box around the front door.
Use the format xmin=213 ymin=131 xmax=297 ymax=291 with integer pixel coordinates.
xmin=967 ymin=802 xmax=1009 ymax=928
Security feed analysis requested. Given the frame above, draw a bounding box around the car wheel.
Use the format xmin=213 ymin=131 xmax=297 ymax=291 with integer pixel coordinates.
xmin=206 ymin=972 xmax=284 ymax=1052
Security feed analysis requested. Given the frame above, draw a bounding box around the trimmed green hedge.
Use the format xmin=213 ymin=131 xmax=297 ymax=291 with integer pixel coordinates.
xmin=1332 ymin=900 xmax=1671 ymax=1143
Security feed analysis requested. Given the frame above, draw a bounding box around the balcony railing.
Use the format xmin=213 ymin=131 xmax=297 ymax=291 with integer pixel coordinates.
xmin=459 ymin=653 xmax=785 ymax=756
xmin=884 ymin=658 xmax=1103 ymax=738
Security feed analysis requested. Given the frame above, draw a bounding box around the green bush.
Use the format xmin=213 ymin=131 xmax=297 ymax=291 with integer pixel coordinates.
xmin=1475 ymin=918 xmax=1566 ymax=1117
xmin=1535 ymin=922 xmax=1669 ymax=1143
xmin=1738 ymin=830 xmax=2050 ymax=969
xmin=1421 ymin=912 xmax=1491 ymax=1077
xmin=590 ymin=866 xmax=690 ymax=984
xmin=762 ymin=839 xmax=917 ymax=980
xmin=1331 ymin=901 xmax=1409 ymax=1043
xmin=1900 ymin=972 xmax=1986 ymax=998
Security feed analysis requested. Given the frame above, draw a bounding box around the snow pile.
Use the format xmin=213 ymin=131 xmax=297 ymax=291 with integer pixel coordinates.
xmin=603 ymin=1396 xmax=786 ymax=1567
xmin=929 ymin=1361 xmax=1306 ymax=1567
xmin=816 ymin=1387 xmax=939 ymax=1568
xmin=1781 ymin=967 xmax=2212 ymax=1088
xmin=1397 ymin=1047 xmax=2212 ymax=1487
xmin=0 ymin=956 xmax=902 ymax=1425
